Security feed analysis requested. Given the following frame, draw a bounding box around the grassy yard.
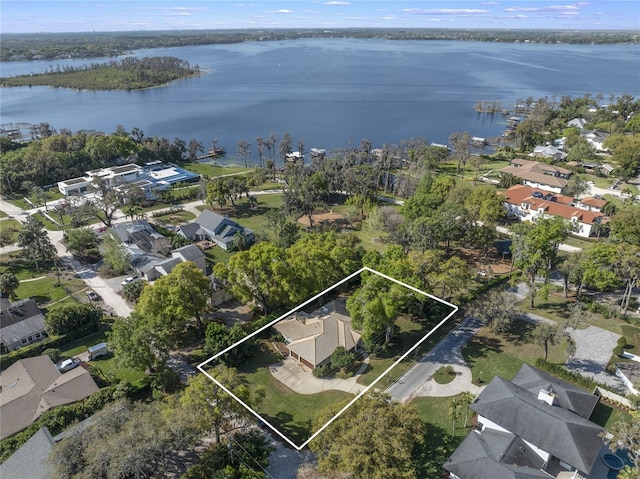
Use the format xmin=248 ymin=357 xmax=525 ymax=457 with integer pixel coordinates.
xmin=237 ymin=341 xmax=353 ymax=445
xmin=182 ymin=163 xmax=250 ymax=178
xmin=59 ymin=327 xmax=147 ymax=385
xmin=0 ymin=254 xmax=86 ymax=306
xmin=408 ymin=394 xmax=475 ymax=436
xmin=562 ymin=234 xmax=597 ymax=251
xmin=0 ymin=219 xmax=22 ymax=242
xmin=462 ymin=319 xmax=568 ymax=385
xmin=0 ymin=210 xmax=8 ymax=218
xmin=203 ymin=194 xmax=284 ymax=237
xmin=149 ymin=209 xmax=196 ymax=225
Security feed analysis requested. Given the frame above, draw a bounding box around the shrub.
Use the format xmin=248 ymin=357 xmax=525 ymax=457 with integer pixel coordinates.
xmin=613 ymin=346 xmax=624 ymax=357
xmin=313 ymin=363 xmax=333 ymax=378
xmin=42 ymin=348 xmax=62 ymax=362
xmin=617 ymin=337 xmax=628 ymax=348
xmin=331 ymin=346 xmax=356 ymax=370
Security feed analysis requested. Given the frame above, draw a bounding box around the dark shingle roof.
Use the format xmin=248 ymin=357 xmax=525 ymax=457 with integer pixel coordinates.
xmin=471 ymin=376 xmax=603 ymax=474
xmin=444 ymin=430 xmax=552 ymax=479
xmin=171 ymin=244 xmax=204 ymax=262
xmin=511 ymin=363 xmax=599 ymax=419
xmin=0 ymin=299 xmax=45 ymax=347
xmin=0 ymin=427 xmax=54 ymax=479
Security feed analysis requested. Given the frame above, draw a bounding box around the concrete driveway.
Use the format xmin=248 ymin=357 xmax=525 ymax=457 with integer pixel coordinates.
xmin=388 ymin=317 xmax=484 ymax=403
xmin=269 ymin=357 xmax=369 ymax=395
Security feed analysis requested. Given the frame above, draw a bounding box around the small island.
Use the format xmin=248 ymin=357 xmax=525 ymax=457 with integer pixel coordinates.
xmin=0 ymin=56 xmax=200 ymax=90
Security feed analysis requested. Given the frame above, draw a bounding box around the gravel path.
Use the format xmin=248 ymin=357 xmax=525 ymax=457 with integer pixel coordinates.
xmin=565 ymin=326 xmax=625 ymax=391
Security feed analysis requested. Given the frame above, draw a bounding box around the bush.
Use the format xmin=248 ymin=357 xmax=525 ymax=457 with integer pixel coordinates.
xmin=313 ymin=363 xmax=333 ymax=378
xmin=331 ymin=346 xmax=356 ymax=370
xmin=42 ymin=348 xmax=62 ymax=362
xmin=618 ymin=337 xmax=628 ymax=348
xmin=613 ymin=346 xmax=624 ymax=357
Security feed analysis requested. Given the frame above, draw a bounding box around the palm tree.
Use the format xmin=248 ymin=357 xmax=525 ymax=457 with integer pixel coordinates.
xmin=448 ymin=397 xmax=463 ymax=435
xmin=460 ymin=391 xmax=476 ymax=428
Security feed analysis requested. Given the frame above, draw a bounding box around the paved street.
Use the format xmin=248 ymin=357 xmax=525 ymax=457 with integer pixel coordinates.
xmin=388 ymin=317 xmax=484 ymax=403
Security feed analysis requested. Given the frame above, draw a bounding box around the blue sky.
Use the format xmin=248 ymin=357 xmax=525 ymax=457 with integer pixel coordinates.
xmin=2 ymin=1 xmax=639 ymax=33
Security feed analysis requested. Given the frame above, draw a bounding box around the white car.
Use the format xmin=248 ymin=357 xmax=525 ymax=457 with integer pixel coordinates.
xmin=57 ymin=358 xmax=81 ymax=373
xmin=121 ymin=275 xmax=139 ymax=286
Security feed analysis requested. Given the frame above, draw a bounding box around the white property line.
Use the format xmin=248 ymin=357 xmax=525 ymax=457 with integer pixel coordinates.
xmin=197 ymin=266 xmax=458 ymax=450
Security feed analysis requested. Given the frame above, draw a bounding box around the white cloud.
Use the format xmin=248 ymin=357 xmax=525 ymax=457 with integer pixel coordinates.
xmin=276 ymin=9 xmax=293 ymax=14
xmin=505 ymin=4 xmax=580 ymax=13
xmin=402 ymin=8 xmax=489 ymax=15
xmin=481 ymin=1 xmax=498 ymax=4
xmin=324 ymin=1 xmax=351 ymax=5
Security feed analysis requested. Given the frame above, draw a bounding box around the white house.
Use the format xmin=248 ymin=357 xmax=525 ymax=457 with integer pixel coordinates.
xmin=0 ymin=298 xmax=47 ymax=351
xmin=580 ymin=129 xmax=610 ymax=152
xmin=503 ymin=185 xmax=605 ymax=238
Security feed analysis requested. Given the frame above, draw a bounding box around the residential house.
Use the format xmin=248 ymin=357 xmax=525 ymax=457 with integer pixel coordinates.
xmin=444 ymin=364 xmax=609 ymax=479
xmin=310 ymin=148 xmax=327 ymax=162
xmin=274 ymin=299 xmax=361 ymax=369
xmin=178 ymin=210 xmax=254 ymax=251
xmin=138 ymin=244 xmax=207 ymax=281
xmin=500 ymin=159 xmax=572 ymax=194
xmin=503 ymin=185 xmax=605 ymax=237
xmin=285 ymin=151 xmax=304 ymax=165
xmin=0 ymin=298 xmax=47 ymax=351
xmin=580 ymin=129 xmax=609 ymax=152
xmin=566 ymin=118 xmax=588 ymax=129
xmin=575 ymin=197 xmax=607 ymax=213
xmin=0 ymin=356 xmax=99 ymax=439
xmin=111 ymin=220 xmax=171 ymax=255
xmin=530 ymin=144 xmax=567 ymax=162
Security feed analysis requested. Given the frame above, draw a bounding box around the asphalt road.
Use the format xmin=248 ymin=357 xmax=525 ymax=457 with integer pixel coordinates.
xmin=387 ymin=317 xmax=483 ymax=403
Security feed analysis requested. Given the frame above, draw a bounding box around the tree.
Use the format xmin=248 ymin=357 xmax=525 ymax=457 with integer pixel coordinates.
xmin=17 ymin=215 xmax=55 ymax=271
xmin=237 ymin=139 xmax=251 ymax=168
xmin=449 ymin=132 xmax=471 ymax=177
xmin=0 ymin=228 xmax=14 ymax=247
xmin=122 ymin=278 xmax=147 ymax=303
xmin=531 ymin=323 xmax=561 ymax=361
xmin=263 ymin=209 xmax=300 ymax=248
xmin=448 ymin=397 xmax=463 ymax=435
xmin=459 ymin=391 xmax=476 ymax=428
xmin=331 ymin=346 xmax=356 ymax=370
xmin=188 ymin=138 xmax=204 ymax=162
xmin=214 ymin=242 xmax=290 ymax=315
xmin=464 ymin=185 xmax=505 ymax=226
xmin=255 ymin=136 xmax=265 ymax=168
xmin=564 ymin=173 xmax=590 ymax=197
xmin=45 ymin=303 xmax=101 ymax=335
xmin=610 ymin=205 xmax=640 ymax=246
xmin=207 ymin=178 xmax=231 ymax=209
xmin=0 ymin=271 xmax=19 ymax=299
xmin=279 ymin=131 xmax=292 ymax=165
xmin=283 ymin=170 xmax=328 ymax=227
xmin=87 ymin=177 xmax=123 ymax=227
xmin=602 ymin=411 xmax=640 ymax=473
xmin=108 ymin=311 xmax=170 ymax=373
xmin=180 ymin=366 xmax=263 ymax=443
xmin=309 ymin=392 xmax=424 ymax=479
xmin=467 ymin=289 xmax=519 ymax=335
xmin=63 ymin=227 xmax=98 ymax=261
xmin=137 ymin=261 xmax=210 ymax=335
xmin=101 ymin=231 xmax=131 ymax=274
xmin=347 ymin=276 xmax=404 ymax=346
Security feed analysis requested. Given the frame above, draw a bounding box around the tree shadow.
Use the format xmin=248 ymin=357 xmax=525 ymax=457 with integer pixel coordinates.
xmin=414 ymin=424 xmax=465 ymax=478
xmin=589 ymin=401 xmax=614 ymax=427
xmin=265 ymin=411 xmax=310 ymax=445
xmin=462 ymin=335 xmax=503 ymax=370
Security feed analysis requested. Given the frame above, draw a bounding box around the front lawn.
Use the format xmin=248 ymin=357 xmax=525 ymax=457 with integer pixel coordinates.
xmin=60 ymin=328 xmax=147 ymax=385
xmin=237 ymin=341 xmax=353 ymax=445
xmin=203 ymin=194 xmax=284 ymax=236
xmin=462 ymin=319 xmax=568 ymax=385
xmin=182 ymin=164 xmax=250 ymax=178
xmin=408 ymin=394 xmax=474 ymax=436
xmin=0 ymin=219 xmax=22 ymax=243
xmin=150 ymin=209 xmax=196 ymax=225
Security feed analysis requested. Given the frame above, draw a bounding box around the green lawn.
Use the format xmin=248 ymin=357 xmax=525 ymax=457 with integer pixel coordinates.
xmin=408 ymin=394 xmax=474 ymax=436
xmin=236 ymin=341 xmax=353 ymax=444
xmin=589 ymin=400 xmax=632 ymax=430
xmin=182 ymin=164 xmax=250 ymax=178
xmin=462 ymin=319 xmax=567 ymax=385
xmin=150 ymin=209 xmax=196 ymax=225
xmin=0 ymin=254 xmax=86 ymax=306
xmin=562 ymin=234 xmax=597 ymax=251
xmin=0 ymin=219 xmax=22 ymax=243
xmin=59 ymin=328 xmax=147 ymax=384
xmin=0 ymin=210 xmax=8 ymax=218
xmin=204 ymin=194 xmax=284 ymax=236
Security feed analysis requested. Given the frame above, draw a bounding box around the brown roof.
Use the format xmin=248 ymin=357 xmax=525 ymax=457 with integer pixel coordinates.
xmin=501 ymin=159 xmax=571 ymax=190
xmin=504 ymin=185 xmax=572 ymax=205
xmin=509 ymin=158 xmax=571 ymax=175
xmin=0 ymin=356 xmax=99 ymax=439
xmin=578 ymin=197 xmax=607 ymax=209
xmin=274 ymin=299 xmax=361 ymax=367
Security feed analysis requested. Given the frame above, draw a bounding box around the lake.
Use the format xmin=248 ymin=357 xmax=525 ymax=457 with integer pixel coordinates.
xmin=1 ymin=39 xmax=638 ymax=166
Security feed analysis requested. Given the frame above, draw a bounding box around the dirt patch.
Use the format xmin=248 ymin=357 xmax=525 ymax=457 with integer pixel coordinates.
xmin=297 ymin=211 xmax=346 ymax=228
xmin=456 ymin=246 xmax=512 ymax=276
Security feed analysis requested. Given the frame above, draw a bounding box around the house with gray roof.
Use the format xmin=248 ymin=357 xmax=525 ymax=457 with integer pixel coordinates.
xmin=0 ymin=356 xmax=99 ymax=440
xmin=530 ymin=144 xmax=567 ymax=162
xmin=274 ymin=299 xmax=361 ymax=369
xmin=444 ymin=364 xmax=608 ymax=479
xmin=0 ymin=427 xmax=55 ymax=479
xmin=0 ymin=298 xmax=47 ymax=352
xmin=178 ymin=210 xmax=254 ymax=251
xmin=137 ymin=244 xmax=207 ymax=281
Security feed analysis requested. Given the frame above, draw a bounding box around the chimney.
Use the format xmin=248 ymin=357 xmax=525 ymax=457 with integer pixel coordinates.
xmin=538 ymin=387 xmax=557 ymax=406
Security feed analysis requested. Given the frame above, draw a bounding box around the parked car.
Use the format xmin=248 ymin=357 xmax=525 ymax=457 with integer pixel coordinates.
xmin=86 ymin=291 xmax=101 ymax=301
xmin=121 ymin=275 xmax=139 ymax=286
xmin=57 ymin=357 xmax=81 ymax=373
